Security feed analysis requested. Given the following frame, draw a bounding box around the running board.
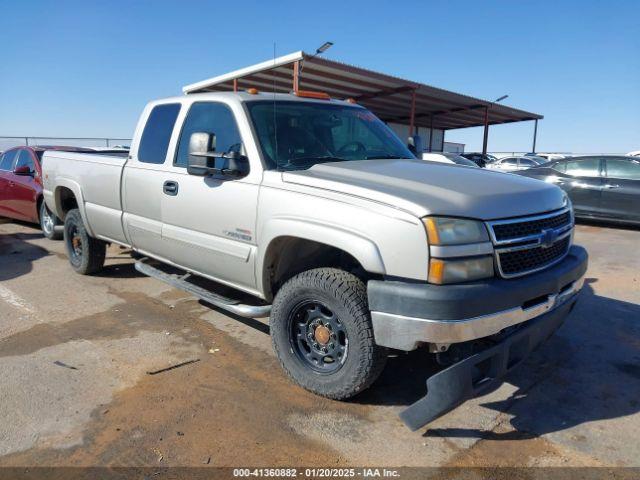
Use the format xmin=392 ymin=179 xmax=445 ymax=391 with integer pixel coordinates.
xmin=134 ymin=260 xmax=271 ymax=318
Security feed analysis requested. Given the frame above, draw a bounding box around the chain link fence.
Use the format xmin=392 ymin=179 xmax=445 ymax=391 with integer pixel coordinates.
xmin=0 ymin=136 xmax=132 ymax=152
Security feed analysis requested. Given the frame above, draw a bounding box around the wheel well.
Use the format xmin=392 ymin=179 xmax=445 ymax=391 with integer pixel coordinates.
xmin=263 ymin=237 xmax=368 ymax=302
xmin=55 ymin=187 xmax=78 ymax=220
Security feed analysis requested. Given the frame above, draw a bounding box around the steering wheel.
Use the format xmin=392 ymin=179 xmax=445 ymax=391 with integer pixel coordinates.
xmin=337 ymin=141 xmax=366 ymax=157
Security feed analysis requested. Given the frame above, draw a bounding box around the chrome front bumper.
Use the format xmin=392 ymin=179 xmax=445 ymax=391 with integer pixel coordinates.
xmin=371 ymin=275 xmax=585 ymax=351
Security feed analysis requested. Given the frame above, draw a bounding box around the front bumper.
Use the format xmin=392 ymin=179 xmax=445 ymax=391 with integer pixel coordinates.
xmin=399 ymin=299 xmax=578 ymax=430
xmin=368 ymin=245 xmax=588 ymax=350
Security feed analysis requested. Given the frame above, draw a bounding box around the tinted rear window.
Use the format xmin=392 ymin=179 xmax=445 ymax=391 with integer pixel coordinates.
xmin=138 ymin=104 xmax=181 ymax=164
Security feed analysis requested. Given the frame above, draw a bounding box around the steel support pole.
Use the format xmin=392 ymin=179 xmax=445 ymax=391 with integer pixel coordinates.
xmin=428 ymin=115 xmax=434 ymax=152
xmin=233 ymin=79 xmax=238 ymax=92
xmin=532 ymin=119 xmax=538 ymax=153
xmin=482 ymin=106 xmax=489 ymax=155
xmin=293 ymin=61 xmax=300 ymax=93
xmin=409 ymin=89 xmax=417 ymax=136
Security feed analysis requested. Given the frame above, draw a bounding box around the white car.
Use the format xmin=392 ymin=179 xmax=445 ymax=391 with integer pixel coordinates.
xmin=421 ymin=152 xmax=478 ymax=167
xmin=531 ymin=153 xmax=567 ymax=161
xmin=486 ymin=156 xmax=545 ymax=172
xmin=627 ymin=150 xmax=640 ymax=157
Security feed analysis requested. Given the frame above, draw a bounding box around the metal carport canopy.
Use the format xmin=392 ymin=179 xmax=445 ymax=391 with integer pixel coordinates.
xmin=182 ymin=51 xmax=543 ymax=131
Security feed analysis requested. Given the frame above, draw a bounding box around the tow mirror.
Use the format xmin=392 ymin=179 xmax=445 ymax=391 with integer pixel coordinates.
xmin=407 ymin=135 xmax=423 ymax=157
xmin=187 ymin=131 xmax=249 ymax=178
xmin=14 ymin=165 xmax=33 ymax=176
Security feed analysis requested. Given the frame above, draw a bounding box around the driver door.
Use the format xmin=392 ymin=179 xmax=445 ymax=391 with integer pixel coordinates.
xmin=160 ymin=101 xmax=260 ymax=293
xmin=10 ymin=149 xmax=39 ymax=222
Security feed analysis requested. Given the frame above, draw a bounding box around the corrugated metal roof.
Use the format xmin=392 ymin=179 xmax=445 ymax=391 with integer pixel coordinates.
xmin=183 ymin=51 xmax=542 ymax=130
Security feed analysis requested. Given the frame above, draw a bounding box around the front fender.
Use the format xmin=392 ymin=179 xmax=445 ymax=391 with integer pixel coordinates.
xmin=257 ymin=216 xmax=386 ymax=296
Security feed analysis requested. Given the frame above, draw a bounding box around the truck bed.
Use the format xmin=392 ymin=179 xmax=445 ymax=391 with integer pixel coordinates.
xmin=42 ymin=150 xmax=128 ymax=245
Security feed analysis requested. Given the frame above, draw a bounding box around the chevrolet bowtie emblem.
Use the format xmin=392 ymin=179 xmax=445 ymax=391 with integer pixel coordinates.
xmin=539 ymin=228 xmax=560 ymax=248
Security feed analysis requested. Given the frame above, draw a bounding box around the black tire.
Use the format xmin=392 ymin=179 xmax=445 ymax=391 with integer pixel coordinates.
xmin=39 ymin=201 xmax=62 ymax=240
xmin=63 ymin=208 xmax=106 ymax=275
xmin=270 ymin=268 xmax=387 ymax=400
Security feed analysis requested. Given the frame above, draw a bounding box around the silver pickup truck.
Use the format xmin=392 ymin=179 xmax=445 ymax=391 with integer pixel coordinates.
xmin=43 ymin=91 xmax=588 ymax=429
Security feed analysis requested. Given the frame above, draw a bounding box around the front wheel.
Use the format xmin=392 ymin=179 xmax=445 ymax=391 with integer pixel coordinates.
xmin=63 ymin=208 xmax=106 ymax=275
xmin=39 ymin=201 xmax=62 ymax=240
xmin=270 ymin=268 xmax=387 ymax=400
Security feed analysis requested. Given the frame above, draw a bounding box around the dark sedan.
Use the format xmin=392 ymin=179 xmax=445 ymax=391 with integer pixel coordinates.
xmin=516 ymin=155 xmax=640 ymax=226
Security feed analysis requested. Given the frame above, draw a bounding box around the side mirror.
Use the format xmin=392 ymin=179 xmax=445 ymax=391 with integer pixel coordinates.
xmin=187 ymin=132 xmax=249 ymax=178
xmin=14 ymin=165 xmax=33 ymax=176
xmin=407 ymin=135 xmax=423 ymax=157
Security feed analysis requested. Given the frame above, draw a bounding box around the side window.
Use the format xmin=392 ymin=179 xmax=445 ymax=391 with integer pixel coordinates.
xmin=0 ymin=150 xmax=18 ymax=171
xmin=520 ymin=159 xmax=535 ymax=167
xmin=606 ymin=159 xmax=640 ymax=180
xmin=15 ymin=149 xmax=35 ymax=171
xmin=551 ymin=161 xmax=567 ymax=173
xmin=564 ymin=158 xmax=600 ymax=177
xmin=503 ymin=158 xmax=518 ymax=166
xmin=138 ymin=103 xmax=181 ymax=164
xmin=175 ymin=102 xmax=242 ymax=168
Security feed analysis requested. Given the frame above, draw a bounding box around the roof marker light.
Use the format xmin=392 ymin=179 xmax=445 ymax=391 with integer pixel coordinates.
xmin=246 ymin=88 xmax=259 ymax=95
xmin=294 ymin=90 xmax=330 ymax=100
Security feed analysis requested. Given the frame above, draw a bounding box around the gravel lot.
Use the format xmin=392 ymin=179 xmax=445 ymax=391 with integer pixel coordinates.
xmin=0 ymin=219 xmax=638 ymax=468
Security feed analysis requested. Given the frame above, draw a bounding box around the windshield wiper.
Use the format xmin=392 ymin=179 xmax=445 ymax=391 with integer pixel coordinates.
xmin=289 ymin=156 xmax=348 ymax=163
xmin=365 ymin=155 xmax=407 ymax=160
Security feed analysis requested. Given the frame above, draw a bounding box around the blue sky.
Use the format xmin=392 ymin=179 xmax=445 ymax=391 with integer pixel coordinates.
xmin=1 ymin=0 xmax=638 ymax=153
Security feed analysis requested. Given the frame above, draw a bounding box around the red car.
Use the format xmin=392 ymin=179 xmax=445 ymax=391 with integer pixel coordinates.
xmin=0 ymin=146 xmax=92 ymax=239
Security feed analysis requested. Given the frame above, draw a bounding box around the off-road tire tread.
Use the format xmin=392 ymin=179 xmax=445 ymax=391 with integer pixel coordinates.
xmin=270 ymin=268 xmax=387 ymax=400
xmin=64 ymin=209 xmax=106 ymax=275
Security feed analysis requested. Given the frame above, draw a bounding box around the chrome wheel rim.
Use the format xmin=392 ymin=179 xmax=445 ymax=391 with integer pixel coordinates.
xmin=42 ymin=206 xmax=54 ymax=234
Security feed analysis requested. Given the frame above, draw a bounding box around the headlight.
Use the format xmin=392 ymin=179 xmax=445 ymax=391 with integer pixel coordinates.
xmin=428 ymin=257 xmax=494 ymax=284
xmin=423 ymin=217 xmax=489 ymax=245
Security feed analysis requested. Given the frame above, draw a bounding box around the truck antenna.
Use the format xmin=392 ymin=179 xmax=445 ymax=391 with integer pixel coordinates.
xmin=273 ymin=42 xmax=279 ymax=171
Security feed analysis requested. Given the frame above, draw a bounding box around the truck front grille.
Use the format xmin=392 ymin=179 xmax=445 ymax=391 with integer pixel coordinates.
xmin=492 ymin=211 xmax=571 ymax=242
xmin=498 ymin=236 xmax=571 ymax=276
xmin=487 ymin=208 xmax=573 ymax=278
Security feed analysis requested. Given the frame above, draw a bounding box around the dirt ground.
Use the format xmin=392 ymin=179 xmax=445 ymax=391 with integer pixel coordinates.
xmin=0 ymin=219 xmax=639 ymax=469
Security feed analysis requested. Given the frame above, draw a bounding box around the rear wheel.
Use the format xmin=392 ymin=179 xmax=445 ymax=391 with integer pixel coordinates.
xmin=39 ymin=201 xmax=62 ymax=240
xmin=270 ymin=268 xmax=387 ymax=400
xmin=63 ymin=209 xmax=106 ymax=275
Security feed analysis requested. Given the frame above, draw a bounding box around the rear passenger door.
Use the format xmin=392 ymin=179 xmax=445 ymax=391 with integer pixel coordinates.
xmin=601 ymin=158 xmax=640 ymax=223
xmin=122 ymin=103 xmax=181 ymax=260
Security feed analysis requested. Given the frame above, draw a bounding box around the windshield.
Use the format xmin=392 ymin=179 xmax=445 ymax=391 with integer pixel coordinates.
xmin=247 ymin=101 xmax=414 ymax=171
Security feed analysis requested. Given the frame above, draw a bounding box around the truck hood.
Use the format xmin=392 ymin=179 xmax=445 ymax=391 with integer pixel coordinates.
xmin=282 ymin=159 xmax=567 ymax=220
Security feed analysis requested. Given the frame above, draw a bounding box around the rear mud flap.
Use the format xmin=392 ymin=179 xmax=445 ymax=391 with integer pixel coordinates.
xmin=399 ymin=300 xmax=576 ymax=431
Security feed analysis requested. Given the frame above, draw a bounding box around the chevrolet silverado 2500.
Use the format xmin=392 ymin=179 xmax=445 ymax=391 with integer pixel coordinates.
xmin=43 ymin=91 xmax=588 ymax=430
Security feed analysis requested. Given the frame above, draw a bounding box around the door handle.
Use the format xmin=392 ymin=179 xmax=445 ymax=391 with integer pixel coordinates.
xmin=572 ymin=182 xmax=599 ymax=190
xmin=163 ymin=180 xmax=179 ymax=196
xmin=602 ymin=184 xmax=620 ymax=189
